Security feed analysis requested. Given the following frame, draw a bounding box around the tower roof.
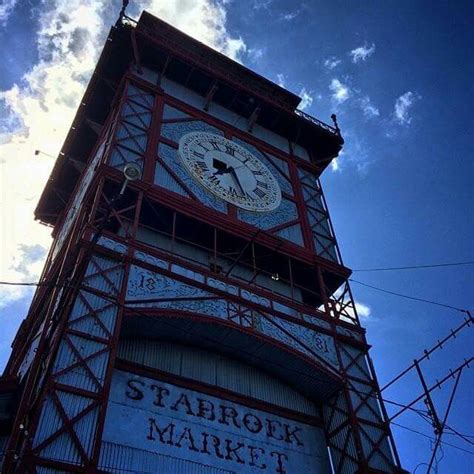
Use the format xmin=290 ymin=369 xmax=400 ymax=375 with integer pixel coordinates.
xmin=35 ymin=11 xmax=342 ymax=227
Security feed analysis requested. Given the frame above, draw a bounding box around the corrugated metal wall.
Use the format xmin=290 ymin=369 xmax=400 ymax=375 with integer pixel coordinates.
xmin=36 ymin=467 xmax=71 ymax=474
xmin=160 ymin=77 xmax=293 ymax=157
xmin=31 ymin=254 xmax=125 ymax=468
xmin=118 ymin=339 xmax=318 ymax=416
xmin=99 ymin=441 xmax=235 ymax=473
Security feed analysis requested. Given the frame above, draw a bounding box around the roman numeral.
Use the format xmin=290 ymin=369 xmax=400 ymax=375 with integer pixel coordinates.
xmin=195 ymin=161 xmax=208 ymax=172
xmin=194 ymin=151 xmax=205 ymax=159
xmin=252 ymin=170 xmax=263 ymax=176
xmin=256 ymin=180 xmax=268 ymax=189
xmin=225 ymin=145 xmax=235 ymax=156
xmin=254 ymin=187 xmax=267 ymax=199
xmin=209 ymin=141 xmax=221 ymax=151
xmin=209 ymin=175 xmax=220 ymax=184
xmin=229 ymin=187 xmax=239 ymax=197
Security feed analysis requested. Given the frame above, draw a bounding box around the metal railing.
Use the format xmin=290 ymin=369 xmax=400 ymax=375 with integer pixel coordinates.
xmin=295 ymin=109 xmax=339 ymax=135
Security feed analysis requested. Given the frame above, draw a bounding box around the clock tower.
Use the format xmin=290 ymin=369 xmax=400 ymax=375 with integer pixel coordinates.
xmin=1 ymin=11 xmax=406 ymax=473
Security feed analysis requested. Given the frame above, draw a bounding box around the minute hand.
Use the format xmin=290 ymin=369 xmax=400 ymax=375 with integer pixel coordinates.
xmin=228 ymin=167 xmax=245 ymax=195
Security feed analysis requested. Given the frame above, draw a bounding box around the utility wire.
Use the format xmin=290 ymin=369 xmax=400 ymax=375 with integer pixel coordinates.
xmin=0 ymin=281 xmax=53 ymax=287
xmin=349 ymin=278 xmax=469 ymax=313
xmin=396 ymin=404 xmax=474 ymax=447
xmin=2 ymin=279 xmax=471 ymax=420
xmin=353 ymin=261 xmax=474 ymax=272
xmin=391 ymin=422 xmax=474 ymax=456
xmin=444 ymin=427 xmax=474 ymax=446
xmin=74 ymin=285 xmax=474 ymax=428
xmin=6 ymin=272 xmax=470 ymax=435
xmin=2 ymin=278 xmax=471 ymax=315
xmin=5 ymin=278 xmax=473 ymax=466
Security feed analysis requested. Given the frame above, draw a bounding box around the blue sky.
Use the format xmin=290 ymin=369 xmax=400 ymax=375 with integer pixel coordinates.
xmin=0 ymin=1 xmax=473 ymax=472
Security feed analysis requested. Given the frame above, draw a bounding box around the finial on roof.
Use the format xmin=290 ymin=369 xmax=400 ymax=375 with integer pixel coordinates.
xmin=116 ymin=0 xmax=130 ymax=27
xmin=331 ymin=113 xmax=341 ymax=136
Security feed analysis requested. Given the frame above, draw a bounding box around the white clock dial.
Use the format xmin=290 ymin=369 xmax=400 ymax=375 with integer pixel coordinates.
xmin=178 ymin=132 xmax=281 ymax=212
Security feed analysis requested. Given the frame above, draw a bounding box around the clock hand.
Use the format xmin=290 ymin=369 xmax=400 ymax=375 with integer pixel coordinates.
xmin=213 ymin=168 xmax=228 ymax=176
xmin=228 ymin=166 xmax=245 ymax=195
xmin=212 ymin=158 xmax=229 ymax=175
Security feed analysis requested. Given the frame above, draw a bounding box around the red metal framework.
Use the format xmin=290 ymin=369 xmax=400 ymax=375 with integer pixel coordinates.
xmin=2 ymin=16 xmax=405 ymax=474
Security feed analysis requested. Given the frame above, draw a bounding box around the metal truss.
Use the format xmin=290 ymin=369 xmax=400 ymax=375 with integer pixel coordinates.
xmin=2 ymin=73 xmax=404 ymax=474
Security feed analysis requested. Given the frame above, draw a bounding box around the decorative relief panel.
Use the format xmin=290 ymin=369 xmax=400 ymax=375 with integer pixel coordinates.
xmin=161 ymin=118 xmax=224 ymax=144
xmin=274 ymin=319 xmax=338 ymax=367
xmin=259 ymin=317 xmax=338 ymax=368
xmin=237 ymin=197 xmax=298 ymax=230
xmin=156 ymin=298 xmax=228 ymax=318
xmin=127 ymin=265 xmax=214 ymax=302
xmin=135 ymin=251 xmax=169 ymax=270
xmin=156 ymin=143 xmax=227 ymax=213
xmin=97 ymin=236 xmax=128 ymax=254
xmin=125 ymin=264 xmax=339 ymax=369
xmin=207 ymin=277 xmax=238 ymax=296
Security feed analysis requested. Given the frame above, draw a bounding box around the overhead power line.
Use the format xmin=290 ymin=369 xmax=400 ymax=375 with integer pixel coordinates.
xmin=391 ymin=421 xmax=474 ymax=456
xmin=3 ymin=276 xmax=472 ymax=466
xmin=349 ymin=278 xmax=469 ymax=313
xmin=1 ymin=278 xmax=471 ymax=315
xmin=353 ymin=261 xmax=474 ymax=272
xmin=0 ymin=281 xmax=49 ymax=287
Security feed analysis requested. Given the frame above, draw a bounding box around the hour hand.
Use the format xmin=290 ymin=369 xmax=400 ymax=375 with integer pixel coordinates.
xmin=212 ymin=158 xmax=229 ymax=175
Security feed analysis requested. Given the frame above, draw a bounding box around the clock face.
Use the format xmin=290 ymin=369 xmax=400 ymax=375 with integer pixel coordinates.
xmin=178 ymin=132 xmax=281 ymax=212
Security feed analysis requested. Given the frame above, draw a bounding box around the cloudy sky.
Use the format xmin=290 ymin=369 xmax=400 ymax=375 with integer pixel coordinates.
xmin=0 ymin=0 xmax=473 ymax=471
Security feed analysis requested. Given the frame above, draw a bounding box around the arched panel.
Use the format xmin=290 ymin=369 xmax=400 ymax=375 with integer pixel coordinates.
xmin=117 ymin=340 xmax=319 ymax=416
xmin=119 ymin=313 xmax=342 ymax=402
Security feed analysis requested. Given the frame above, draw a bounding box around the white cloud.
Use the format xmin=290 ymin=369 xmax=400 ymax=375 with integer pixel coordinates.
xmin=224 ymin=37 xmax=247 ymax=60
xmin=281 ymin=10 xmax=300 ymax=21
xmin=355 ymin=301 xmax=371 ymax=319
xmin=394 ymin=91 xmax=419 ymax=125
xmin=247 ymin=47 xmax=264 ymax=62
xmin=327 ymin=287 xmax=371 ymax=320
xmin=360 ymin=95 xmax=379 ymax=118
xmin=0 ymin=0 xmax=247 ymax=305
xmin=145 ymin=1 xmax=247 ymax=61
xmin=0 ymin=0 xmax=17 ymax=26
xmin=330 ymin=131 xmax=372 ymax=174
xmin=298 ymin=87 xmax=313 ymax=111
xmin=253 ymin=0 xmax=273 ymax=10
xmin=350 ymin=43 xmax=375 ymax=63
xmin=324 ymin=57 xmax=341 ymax=70
xmin=0 ymin=245 xmax=47 ymax=309
xmin=329 ymin=78 xmax=350 ymax=103
xmin=276 ymin=73 xmax=286 ymax=87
